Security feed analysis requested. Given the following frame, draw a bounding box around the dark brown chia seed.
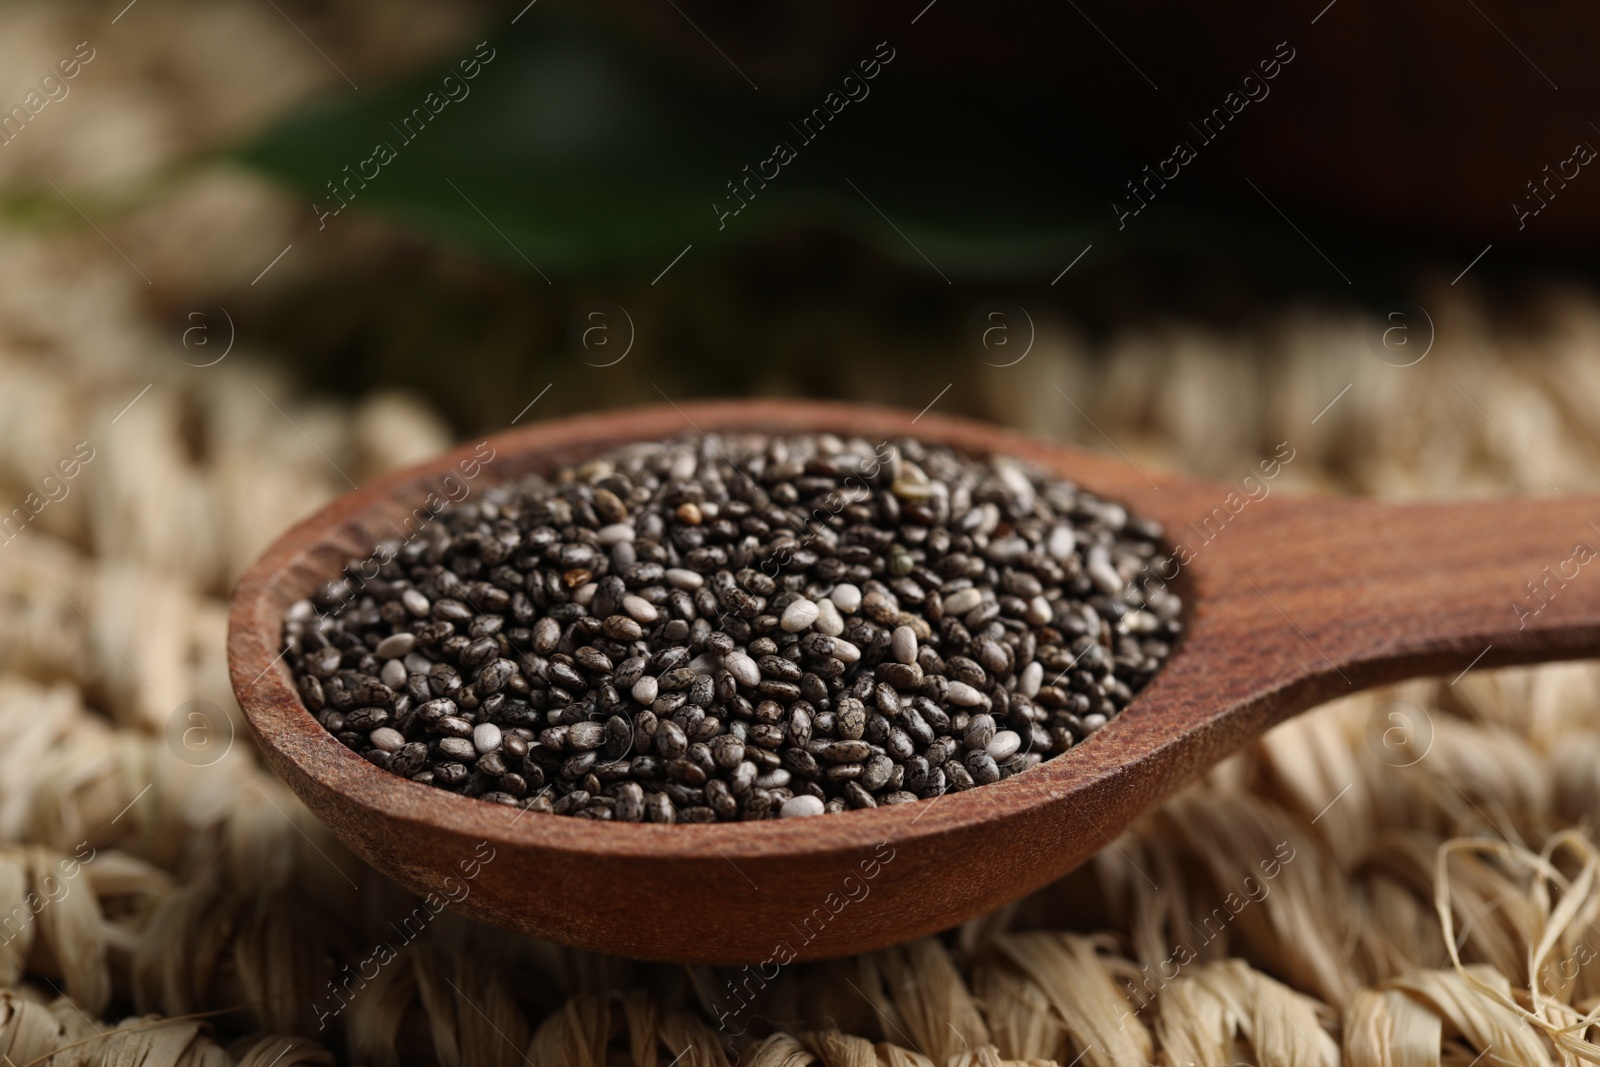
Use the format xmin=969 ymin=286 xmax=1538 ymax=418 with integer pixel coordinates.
xmin=280 ymin=432 xmax=1183 ymax=822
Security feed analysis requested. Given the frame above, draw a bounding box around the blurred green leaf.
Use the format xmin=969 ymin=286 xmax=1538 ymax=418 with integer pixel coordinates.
xmin=240 ymin=18 xmax=1315 ymax=281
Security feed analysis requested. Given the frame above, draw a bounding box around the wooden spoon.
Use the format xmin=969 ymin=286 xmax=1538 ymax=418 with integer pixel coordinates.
xmin=228 ymin=399 xmax=1600 ymax=963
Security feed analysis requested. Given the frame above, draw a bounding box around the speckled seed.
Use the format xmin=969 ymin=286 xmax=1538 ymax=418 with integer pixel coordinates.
xmin=843 ymin=781 xmax=878 ymax=808
xmin=475 ymin=660 xmax=515 ymax=695
xmin=533 ymin=617 xmax=560 ymax=653
xmin=890 ymin=625 xmax=918 ymax=665
xmin=946 ymin=681 xmax=985 ymax=707
xmin=1120 ymin=609 xmax=1158 ymax=634
xmin=706 ymin=779 xmax=737 ymax=818
xmin=860 ymin=754 xmax=893 ymax=791
xmin=651 ymin=724 xmax=685 ymax=764
xmin=987 ymin=730 xmax=1022 ymax=762
xmin=781 ymin=598 xmax=820 ymax=632
xmin=710 ymin=734 xmax=746 ymax=769
xmin=1048 ymin=524 xmax=1076 ymax=561
xmin=568 ymin=721 xmax=605 ymax=751
xmin=631 ymin=675 xmax=659 ymax=704
xmin=645 ymin=792 xmax=673 ymax=823
xmin=380 ymin=659 xmax=407 ymax=689
xmin=615 ymin=782 xmax=645 ymax=822
xmin=473 ymin=723 xmax=502 ymax=755
xmin=665 ymin=568 xmax=704 ymax=589
xmin=830 ymin=583 xmax=862 ymax=614
xmin=1020 ymin=661 xmax=1044 ymax=697
xmin=943 ymin=588 xmax=983 ymax=615
xmin=780 ymin=795 xmax=825 ymax=818
xmin=724 ymin=651 xmax=760 ymax=687
xmin=822 ymin=740 xmax=873 ymax=763
xmin=622 ymin=595 xmax=658 ymax=623
xmin=1087 ymin=548 xmax=1123 ymax=597
xmin=755 ymin=768 xmax=791 ymax=789
xmin=837 ymin=698 xmax=867 ymax=741
xmin=437 ymin=740 xmax=475 ymax=765
xmin=370 ymin=727 xmax=405 ymax=752
xmin=891 ymin=478 xmax=932 ymax=501
xmin=966 ymin=750 xmax=1001 ymax=785
xmin=375 ymin=633 xmax=416 ymax=659
xmin=995 ymin=459 xmax=1035 ymax=510
xmin=963 ymin=713 xmax=996 ymax=751
xmin=603 ymin=614 xmax=644 ymax=641
xmin=306 ymin=646 xmax=341 ymax=678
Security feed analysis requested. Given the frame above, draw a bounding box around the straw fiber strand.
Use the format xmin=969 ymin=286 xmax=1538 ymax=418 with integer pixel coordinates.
xmin=7 ymin=53 xmax=1600 ymax=1055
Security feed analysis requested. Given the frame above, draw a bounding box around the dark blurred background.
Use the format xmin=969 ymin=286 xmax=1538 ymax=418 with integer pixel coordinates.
xmin=94 ymin=0 xmax=1596 ymax=433
xmin=4 ymin=0 xmax=1598 ymax=453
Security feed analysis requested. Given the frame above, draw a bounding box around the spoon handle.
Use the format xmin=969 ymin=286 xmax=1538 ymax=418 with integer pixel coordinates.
xmin=1075 ymin=490 xmax=1600 ymax=820
xmin=1186 ymin=492 xmax=1600 ymax=715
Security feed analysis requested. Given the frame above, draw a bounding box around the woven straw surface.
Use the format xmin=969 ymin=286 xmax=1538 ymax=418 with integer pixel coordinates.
xmin=7 ymin=3 xmax=1600 ymax=1064
xmin=5 ymin=220 xmax=1600 ymax=1063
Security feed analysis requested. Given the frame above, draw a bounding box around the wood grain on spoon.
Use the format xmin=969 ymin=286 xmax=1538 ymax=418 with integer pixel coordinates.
xmin=227 ymin=399 xmax=1600 ymax=963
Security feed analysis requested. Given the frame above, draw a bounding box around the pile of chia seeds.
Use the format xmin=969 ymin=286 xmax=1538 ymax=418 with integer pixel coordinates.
xmin=281 ymin=433 xmax=1182 ymax=822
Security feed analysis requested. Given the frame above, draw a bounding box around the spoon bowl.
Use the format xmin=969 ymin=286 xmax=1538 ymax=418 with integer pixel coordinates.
xmin=228 ymin=399 xmax=1600 ymax=962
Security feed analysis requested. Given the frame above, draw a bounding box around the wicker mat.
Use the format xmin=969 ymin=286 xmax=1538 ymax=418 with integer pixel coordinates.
xmin=6 ymin=4 xmax=1600 ymax=1052
xmin=4 ymin=207 xmax=1600 ymax=1066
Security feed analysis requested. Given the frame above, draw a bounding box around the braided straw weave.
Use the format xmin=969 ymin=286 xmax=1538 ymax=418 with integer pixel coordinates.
xmin=7 ymin=3 xmax=1600 ymax=1057
xmin=5 ymin=203 xmax=1600 ymax=1063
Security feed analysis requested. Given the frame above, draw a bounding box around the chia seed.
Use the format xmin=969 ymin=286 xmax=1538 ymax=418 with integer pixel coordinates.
xmin=280 ymin=432 xmax=1183 ymax=822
